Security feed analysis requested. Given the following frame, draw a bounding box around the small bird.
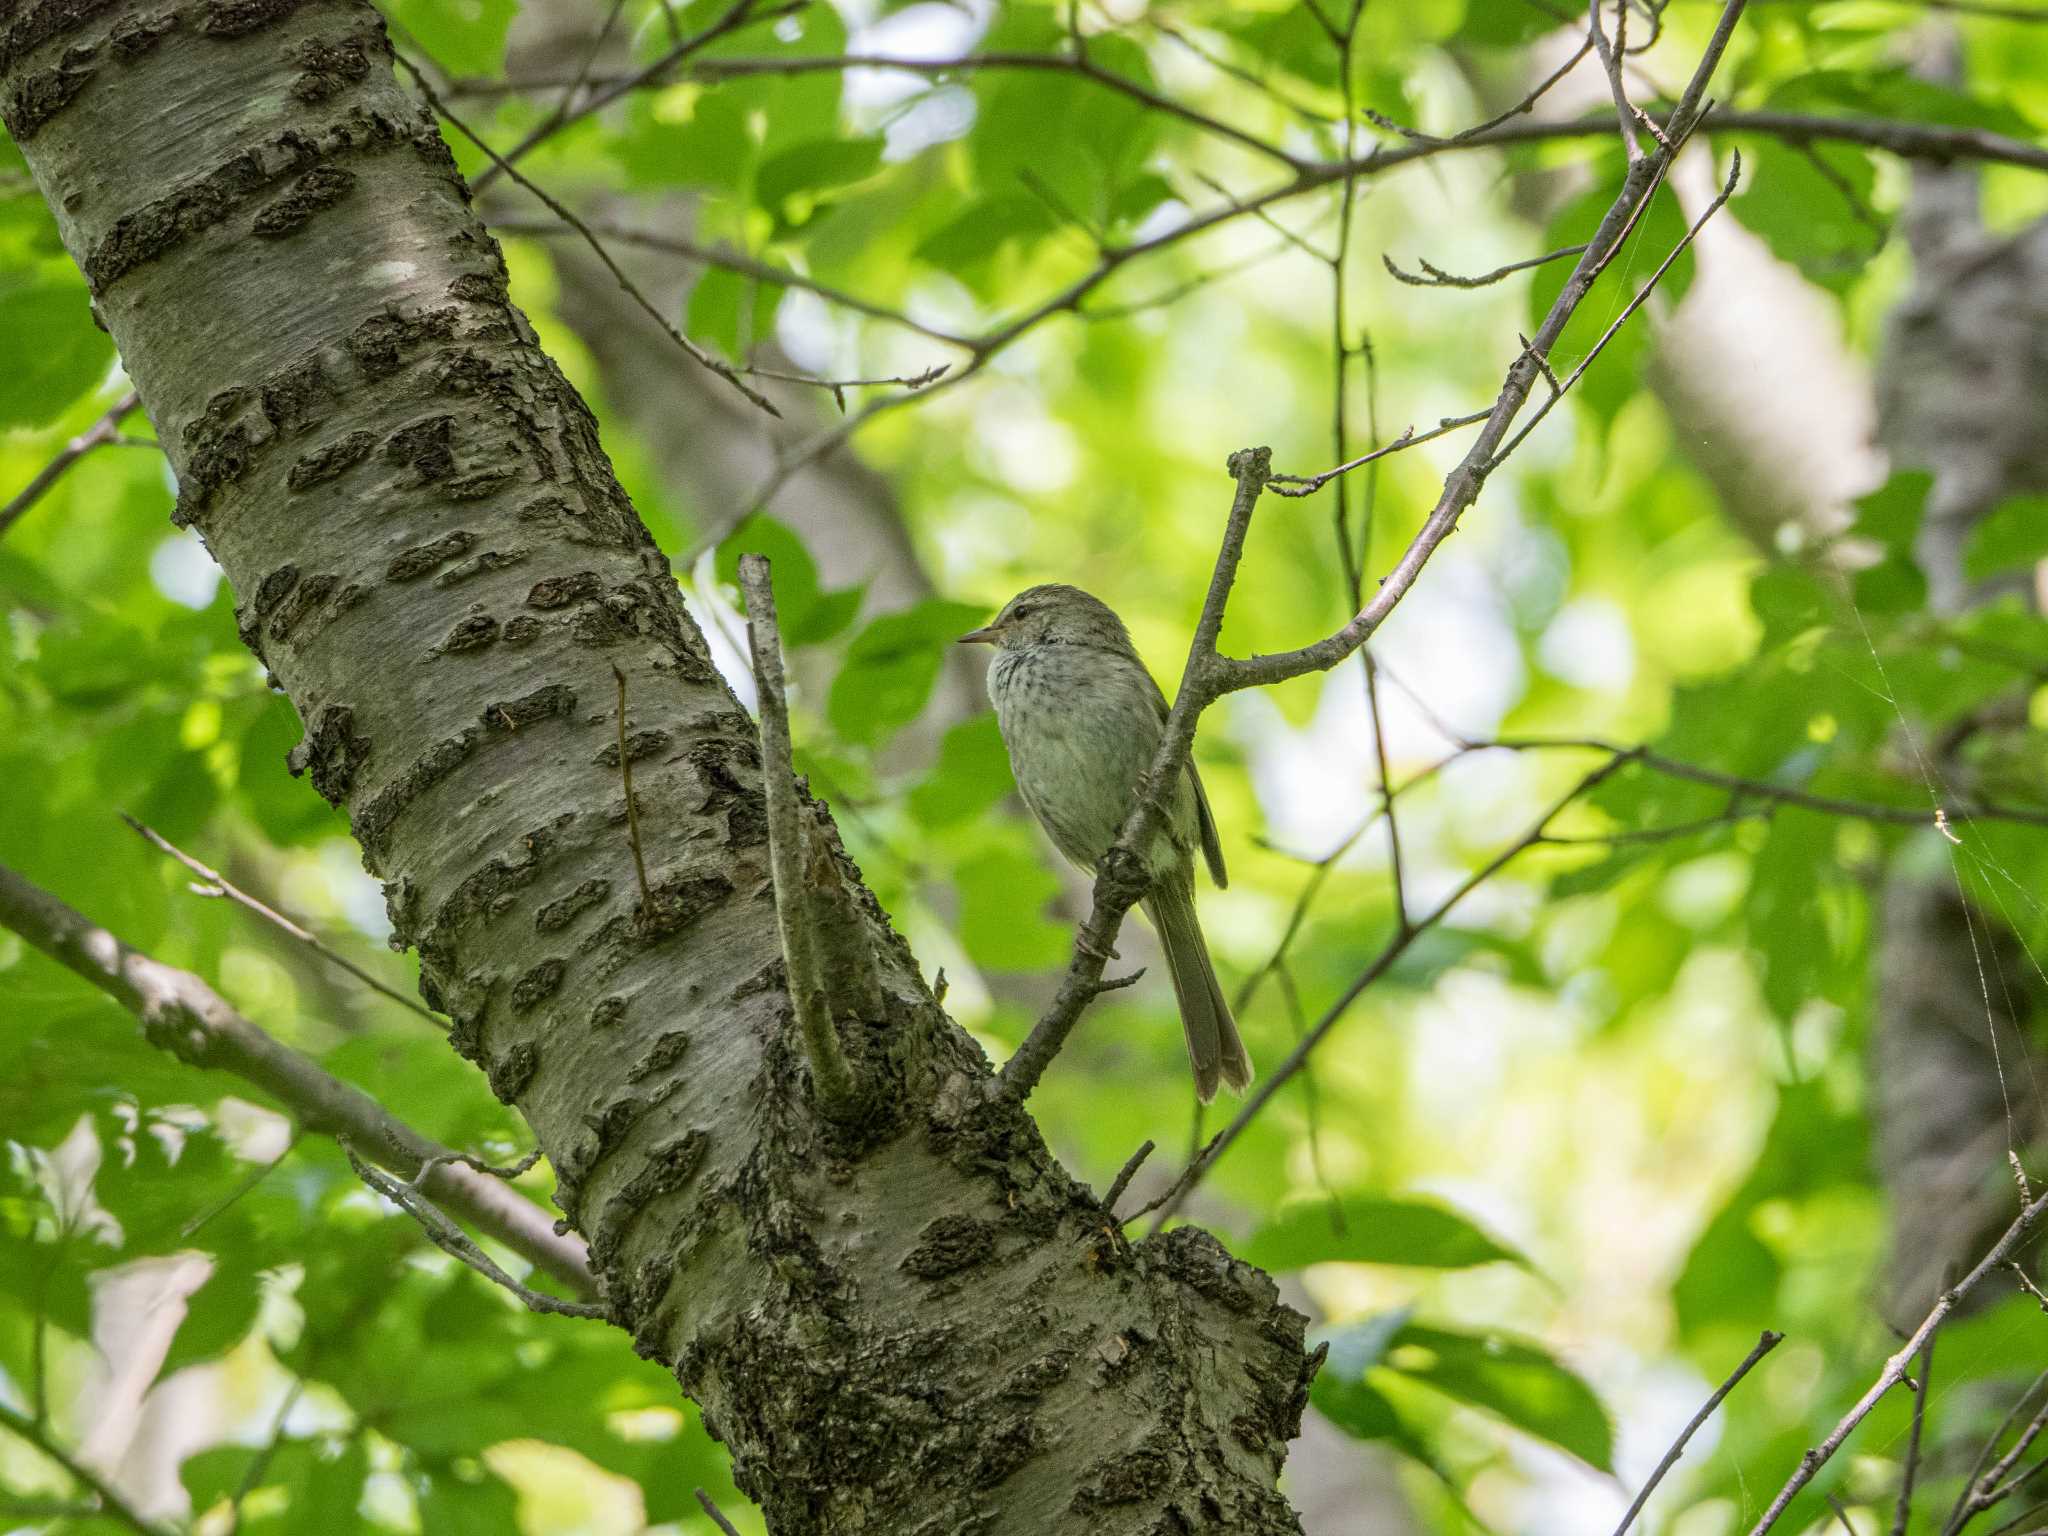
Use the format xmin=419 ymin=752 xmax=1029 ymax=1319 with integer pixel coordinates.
xmin=960 ymin=584 xmax=1252 ymax=1102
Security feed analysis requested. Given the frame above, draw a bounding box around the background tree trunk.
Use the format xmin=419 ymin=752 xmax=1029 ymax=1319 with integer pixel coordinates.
xmin=0 ymin=3 xmax=1318 ymax=1530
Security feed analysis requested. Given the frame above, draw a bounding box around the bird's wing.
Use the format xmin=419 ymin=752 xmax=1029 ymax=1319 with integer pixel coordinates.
xmin=1146 ymin=669 xmax=1228 ymax=890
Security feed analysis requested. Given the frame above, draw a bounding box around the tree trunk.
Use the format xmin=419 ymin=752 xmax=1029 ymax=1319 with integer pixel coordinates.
xmin=0 ymin=4 xmax=1317 ymax=1531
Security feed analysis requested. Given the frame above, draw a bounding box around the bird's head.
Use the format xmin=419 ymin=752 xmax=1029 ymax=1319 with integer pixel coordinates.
xmin=958 ymin=583 xmax=1135 ymax=653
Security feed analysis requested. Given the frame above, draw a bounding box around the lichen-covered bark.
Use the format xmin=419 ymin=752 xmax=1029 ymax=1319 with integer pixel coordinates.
xmin=0 ymin=1 xmax=1316 ymax=1528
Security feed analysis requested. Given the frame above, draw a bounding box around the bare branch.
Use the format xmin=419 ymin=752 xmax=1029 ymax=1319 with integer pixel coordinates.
xmin=1382 ymin=243 xmax=1589 ymax=289
xmin=1892 ymin=1335 xmax=1936 ymax=1536
xmin=1746 ymin=1186 xmax=2048 ymax=1536
xmin=487 ymin=215 xmax=973 ymax=348
xmin=1590 ymin=0 xmax=1648 ymax=159
xmin=121 ymin=814 xmax=445 ymax=1031
xmin=736 ymin=554 xmax=863 ymax=1120
xmin=343 ymin=1147 xmax=608 ymax=1320
xmin=1613 ymin=1331 xmax=1785 ymax=1536
xmin=1102 ymin=1139 xmax=1156 ymax=1215
xmin=394 ymin=55 xmax=782 ymax=418
xmin=1493 ymin=149 xmax=1743 ymax=466
xmin=0 ymin=391 xmax=145 ymax=541
xmin=0 ymin=861 xmax=596 ymax=1293
xmin=1266 ymin=413 xmax=1489 ymax=498
xmin=695 ymin=1488 xmax=746 ymax=1536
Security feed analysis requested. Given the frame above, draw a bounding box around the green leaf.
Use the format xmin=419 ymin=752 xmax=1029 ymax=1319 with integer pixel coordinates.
xmin=1238 ymin=1195 xmax=1531 ymax=1272
xmin=610 ymin=91 xmax=756 ymax=196
xmin=0 ymin=277 xmax=114 ymax=429
xmin=1745 ymin=813 xmax=1833 ymax=1024
xmin=714 ymin=515 xmax=863 ymax=649
xmin=956 ymin=844 xmax=1068 ymax=971
xmin=1733 ymin=142 xmax=1884 ymax=293
xmin=756 ymin=138 xmax=884 ymax=215
xmin=685 ymin=267 xmax=786 ymax=361
xmin=907 ymin=714 xmax=1014 ymax=829
xmin=826 ymin=600 xmax=987 ymax=745
xmin=385 ymin=0 xmax=515 ymax=75
xmin=416 ymin=1466 xmax=521 ymax=1536
xmin=1962 ymin=494 xmax=2048 ymax=582
xmin=1388 ymin=1323 xmax=1615 ymax=1470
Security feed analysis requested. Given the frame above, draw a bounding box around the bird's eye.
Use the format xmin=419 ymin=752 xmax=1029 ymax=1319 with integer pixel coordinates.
xmin=1010 ymin=603 xmax=1037 ymax=620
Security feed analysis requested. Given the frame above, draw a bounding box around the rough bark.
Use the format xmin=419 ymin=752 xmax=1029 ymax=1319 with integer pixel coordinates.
xmin=0 ymin=3 xmax=1317 ymax=1531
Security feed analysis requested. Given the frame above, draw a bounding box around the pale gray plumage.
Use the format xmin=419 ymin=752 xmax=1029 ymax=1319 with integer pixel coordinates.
xmin=963 ymin=584 xmax=1252 ymax=1102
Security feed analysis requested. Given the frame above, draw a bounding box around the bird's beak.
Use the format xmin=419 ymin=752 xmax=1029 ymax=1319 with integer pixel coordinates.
xmin=957 ymin=624 xmax=999 ymax=646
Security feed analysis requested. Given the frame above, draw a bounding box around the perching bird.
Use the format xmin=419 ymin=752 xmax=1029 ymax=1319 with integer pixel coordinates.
xmin=960 ymin=584 xmax=1252 ymax=1102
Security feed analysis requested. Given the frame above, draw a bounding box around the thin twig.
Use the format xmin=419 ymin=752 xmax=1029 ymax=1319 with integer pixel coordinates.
xmin=489 ymin=215 xmax=971 ymax=346
xmin=1493 ymin=149 xmax=1743 ymax=466
xmin=2014 ymin=1261 xmax=2048 ymax=1313
xmin=1893 ymin=1334 xmax=1936 ymax=1536
xmin=736 ymin=555 xmax=862 ymax=1120
xmin=695 ymin=1488 xmax=746 ymax=1536
xmin=1747 ymin=1186 xmax=2048 ymax=1536
xmin=1146 ymin=751 xmax=1641 ymax=1230
xmin=407 ymin=1146 xmax=545 ymax=1194
xmin=0 ymin=862 xmax=595 ymax=1292
xmin=342 ymin=1147 xmax=608 ymax=1319
xmin=0 ymin=391 xmax=144 ymax=541
xmin=1102 ymin=1140 xmax=1155 ymax=1214
xmin=394 ymin=54 xmax=782 ymax=418
xmin=121 ymin=814 xmax=445 ymax=1030
xmin=1952 ymin=1381 xmax=2048 ymax=1536
xmin=1612 ymin=1330 xmax=1784 ymax=1536
xmin=1382 ymin=243 xmax=1589 ymax=289
xmin=1590 ymin=0 xmax=1648 ymax=160
xmin=1267 ymin=411 xmax=1489 ymax=498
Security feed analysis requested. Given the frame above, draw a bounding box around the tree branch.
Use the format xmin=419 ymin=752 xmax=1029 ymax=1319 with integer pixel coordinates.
xmin=1613 ymin=1330 xmax=1785 ymax=1536
xmin=0 ymin=391 xmax=145 ymax=541
xmin=342 ymin=1147 xmax=608 ymax=1320
xmin=0 ymin=861 xmax=596 ymax=1295
xmin=735 ymin=554 xmax=863 ymax=1121
xmin=1748 ymin=1185 xmax=2048 ymax=1535
xmin=121 ymin=814 xmax=446 ymax=1031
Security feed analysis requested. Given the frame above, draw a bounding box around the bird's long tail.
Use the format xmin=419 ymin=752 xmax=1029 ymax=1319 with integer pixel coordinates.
xmin=1144 ymin=881 xmax=1253 ymax=1104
